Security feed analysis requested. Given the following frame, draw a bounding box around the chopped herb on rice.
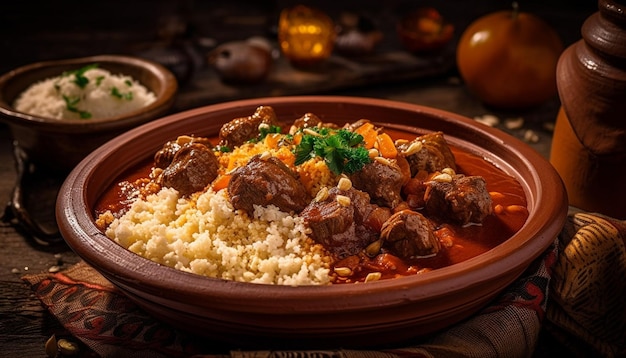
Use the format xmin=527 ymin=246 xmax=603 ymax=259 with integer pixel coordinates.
xmin=14 ymin=63 xmax=156 ymax=120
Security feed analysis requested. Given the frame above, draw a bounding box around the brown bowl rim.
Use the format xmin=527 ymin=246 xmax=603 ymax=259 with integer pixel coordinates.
xmin=57 ymin=95 xmax=568 ymax=314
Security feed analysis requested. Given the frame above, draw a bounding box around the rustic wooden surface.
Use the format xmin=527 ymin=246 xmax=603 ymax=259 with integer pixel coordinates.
xmin=0 ymin=1 xmax=597 ymax=356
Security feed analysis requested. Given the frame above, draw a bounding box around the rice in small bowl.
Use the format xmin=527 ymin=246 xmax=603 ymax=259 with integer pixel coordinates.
xmin=13 ymin=64 xmax=157 ymax=120
xmin=0 ymin=55 xmax=177 ymax=171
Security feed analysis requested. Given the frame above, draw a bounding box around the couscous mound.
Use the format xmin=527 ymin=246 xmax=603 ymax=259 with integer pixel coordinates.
xmin=99 ymin=131 xmax=338 ymax=286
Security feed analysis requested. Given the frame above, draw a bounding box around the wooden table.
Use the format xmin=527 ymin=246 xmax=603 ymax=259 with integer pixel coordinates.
xmin=0 ymin=72 xmax=569 ymax=356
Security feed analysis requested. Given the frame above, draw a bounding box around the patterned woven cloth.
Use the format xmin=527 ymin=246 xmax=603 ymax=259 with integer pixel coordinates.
xmin=22 ymin=209 xmax=626 ymax=358
xmin=545 ymin=209 xmax=626 ymax=357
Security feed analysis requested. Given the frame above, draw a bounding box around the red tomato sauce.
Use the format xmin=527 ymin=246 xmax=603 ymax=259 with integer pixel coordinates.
xmin=332 ymin=144 xmax=528 ymax=283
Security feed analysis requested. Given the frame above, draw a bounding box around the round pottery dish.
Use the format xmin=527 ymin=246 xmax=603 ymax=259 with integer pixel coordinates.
xmin=57 ymin=96 xmax=567 ymax=350
xmin=0 ymin=54 xmax=178 ymax=172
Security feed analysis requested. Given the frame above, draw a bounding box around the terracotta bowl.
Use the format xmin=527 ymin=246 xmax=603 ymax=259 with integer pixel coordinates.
xmin=57 ymin=96 xmax=567 ymax=350
xmin=0 ymin=54 xmax=178 ymax=172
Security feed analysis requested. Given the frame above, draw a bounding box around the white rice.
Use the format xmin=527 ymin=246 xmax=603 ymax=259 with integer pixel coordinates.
xmin=104 ymin=187 xmax=332 ymax=286
xmin=13 ymin=65 xmax=156 ymax=120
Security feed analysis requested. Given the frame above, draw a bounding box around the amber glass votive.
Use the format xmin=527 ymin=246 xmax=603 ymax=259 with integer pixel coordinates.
xmin=397 ymin=7 xmax=454 ymax=53
xmin=278 ymin=5 xmax=335 ymax=66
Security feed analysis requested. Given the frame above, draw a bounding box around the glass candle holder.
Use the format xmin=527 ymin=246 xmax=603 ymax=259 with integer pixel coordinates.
xmin=397 ymin=7 xmax=454 ymax=53
xmin=278 ymin=5 xmax=335 ymax=66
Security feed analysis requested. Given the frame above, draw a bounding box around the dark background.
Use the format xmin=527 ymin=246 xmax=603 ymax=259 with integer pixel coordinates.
xmin=1 ymin=0 xmax=597 ymax=78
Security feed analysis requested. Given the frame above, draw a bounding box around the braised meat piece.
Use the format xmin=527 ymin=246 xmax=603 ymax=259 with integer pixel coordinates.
xmin=348 ymin=157 xmax=410 ymax=209
xmin=402 ymin=170 xmax=430 ymax=209
xmin=154 ymin=136 xmax=213 ymax=169
xmin=159 ymin=142 xmax=219 ymax=197
xmin=380 ymin=210 xmax=440 ymax=258
xmin=424 ymin=174 xmax=493 ymax=225
xmin=398 ymin=132 xmax=457 ymax=176
xmin=228 ymin=154 xmax=309 ymax=216
xmin=290 ymin=113 xmax=340 ymax=134
xmin=301 ymin=185 xmax=391 ymax=258
xmin=219 ymin=106 xmax=280 ymax=148
xmin=289 ymin=112 xmax=322 ymax=133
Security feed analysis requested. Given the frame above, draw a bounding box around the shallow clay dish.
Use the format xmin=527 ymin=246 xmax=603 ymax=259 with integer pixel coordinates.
xmin=0 ymin=54 xmax=178 ymax=172
xmin=57 ymin=96 xmax=567 ymax=350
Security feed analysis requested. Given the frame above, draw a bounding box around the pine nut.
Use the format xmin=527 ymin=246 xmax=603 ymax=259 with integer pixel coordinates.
xmin=259 ymin=151 xmax=272 ymax=160
xmin=402 ymin=141 xmax=423 ymax=156
xmin=336 ymin=195 xmax=351 ymax=207
xmin=364 ymin=272 xmax=382 ymax=282
xmin=432 ymin=173 xmax=452 ymax=182
xmin=334 ymin=267 xmax=352 ymax=276
xmin=303 ymin=128 xmax=322 ymax=137
xmin=442 ymin=167 xmax=456 ymax=176
xmin=337 ymin=177 xmax=352 ymax=191
xmin=374 ymin=157 xmax=391 ymax=166
xmin=314 ymin=187 xmax=329 ymax=202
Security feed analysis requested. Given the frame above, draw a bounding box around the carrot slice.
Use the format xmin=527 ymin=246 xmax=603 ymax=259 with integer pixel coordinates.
xmin=293 ymin=132 xmax=303 ymax=146
xmin=211 ymin=174 xmax=231 ymax=192
xmin=355 ymin=122 xmax=377 ymax=149
xmin=276 ymin=147 xmax=296 ymax=167
xmin=264 ymin=133 xmax=280 ymax=149
xmin=376 ymin=132 xmax=398 ymax=158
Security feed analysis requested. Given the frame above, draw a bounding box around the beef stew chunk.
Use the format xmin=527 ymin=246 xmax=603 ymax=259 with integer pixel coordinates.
xmin=154 ymin=136 xmax=213 ymax=169
xmin=380 ymin=209 xmax=440 ymax=258
xmin=398 ymin=132 xmax=457 ymax=176
xmin=219 ymin=106 xmax=281 ymax=148
xmin=301 ymin=186 xmax=391 ymax=258
xmin=228 ymin=154 xmax=309 ymax=216
xmin=159 ymin=142 xmax=220 ymax=197
xmin=289 ymin=112 xmax=322 ymax=133
xmin=348 ymin=157 xmax=410 ymax=209
xmin=425 ymin=174 xmax=493 ymax=225
xmin=402 ymin=170 xmax=431 ymax=210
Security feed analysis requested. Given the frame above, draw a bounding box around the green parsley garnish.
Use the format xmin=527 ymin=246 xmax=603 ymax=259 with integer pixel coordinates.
xmin=111 ymin=86 xmax=133 ymax=100
xmin=63 ymin=63 xmax=99 ymax=89
xmin=249 ymin=124 xmax=283 ymax=143
xmin=62 ymin=95 xmax=92 ymax=119
xmin=95 ymin=76 xmax=105 ymax=86
xmin=216 ymin=145 xmax=232 ymax=153
xmin=294 ymin=128 xmax=371 ymax=175
xmin=262 ymin=124 xmax=282 ymax=137
xmin=124 ymin=79 xmax=132 ymax=87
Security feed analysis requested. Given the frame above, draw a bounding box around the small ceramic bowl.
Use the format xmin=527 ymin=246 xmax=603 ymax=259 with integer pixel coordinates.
xmin=0 ymin=54 xmax=178 ymax=172
xmin=57 ymin=96 xmax=567 ymax=350
xmin=0 ymin=55 xmax=177 ymax=243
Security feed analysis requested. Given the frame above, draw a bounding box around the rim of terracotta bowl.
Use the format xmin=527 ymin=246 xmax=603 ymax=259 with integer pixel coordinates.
xmin=0 ymin=54 xmax=178 ymax=133
xmin=57 ymin=95 xmax=568 ymax=315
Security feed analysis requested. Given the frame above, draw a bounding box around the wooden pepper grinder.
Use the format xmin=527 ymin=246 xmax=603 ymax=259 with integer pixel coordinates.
xmin=550 ymin=0 xmax=626 ymax=219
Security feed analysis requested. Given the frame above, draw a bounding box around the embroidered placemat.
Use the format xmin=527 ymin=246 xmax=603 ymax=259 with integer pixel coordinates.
xmin=22 ymin=209 xmax=626 ymax=357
